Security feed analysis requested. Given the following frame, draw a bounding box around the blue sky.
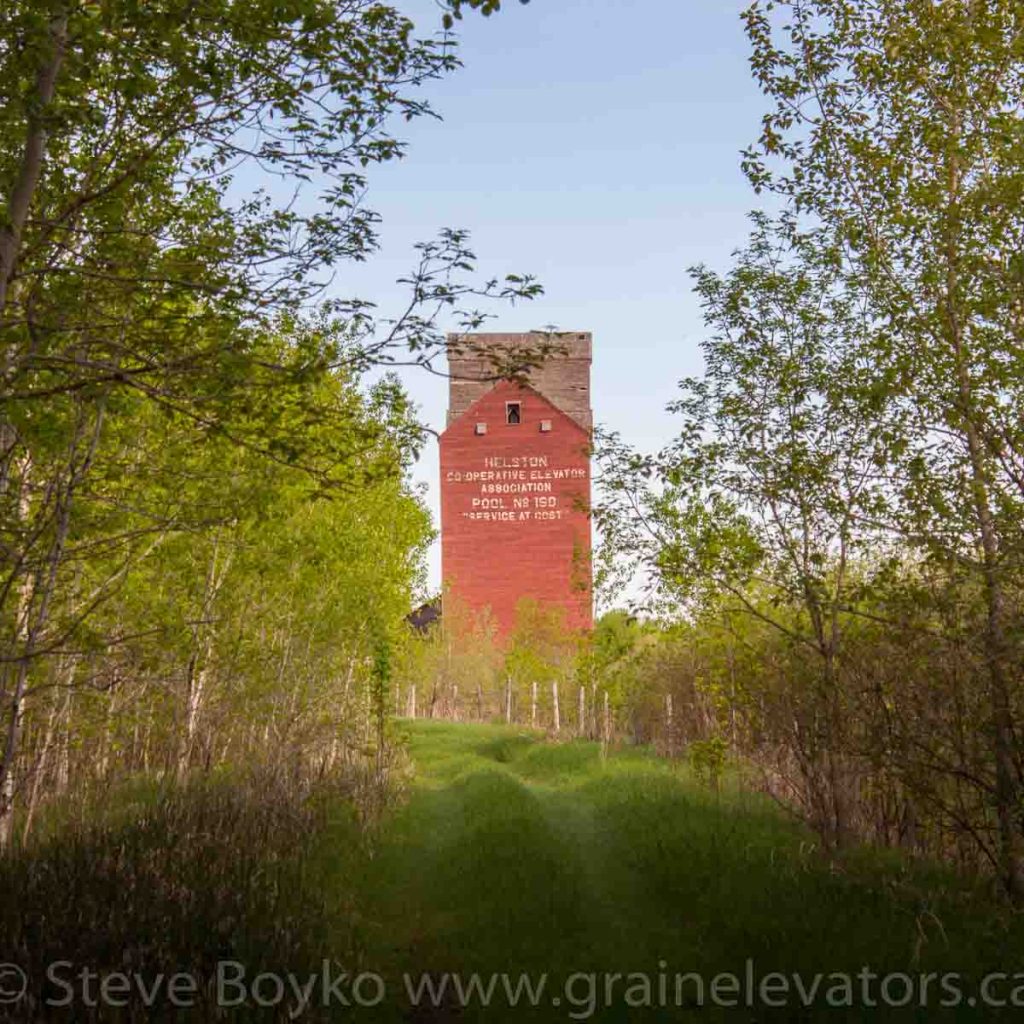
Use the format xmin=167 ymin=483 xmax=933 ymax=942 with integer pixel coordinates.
xmin=338 ymin=0 xmax=769 ymax=590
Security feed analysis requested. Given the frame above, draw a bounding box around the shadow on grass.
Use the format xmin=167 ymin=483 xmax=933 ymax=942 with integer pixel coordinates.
xmin=362 ymin=721 xmax=1024 ymax=1022
xmin=3 ymin=722 xmax=1023 ymax=1022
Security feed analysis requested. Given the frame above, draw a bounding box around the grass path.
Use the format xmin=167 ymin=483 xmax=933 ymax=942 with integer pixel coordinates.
xmin=332 ymin=721 xmax=1021 ymax=1022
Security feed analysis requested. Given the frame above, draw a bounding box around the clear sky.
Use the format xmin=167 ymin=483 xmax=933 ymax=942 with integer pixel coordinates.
xmin=337 ymin=0 xmax=769 ymax=592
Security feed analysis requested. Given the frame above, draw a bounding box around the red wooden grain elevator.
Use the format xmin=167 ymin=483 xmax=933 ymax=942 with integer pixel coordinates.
xmin=440 ymin=332 xmax=593 ymax=637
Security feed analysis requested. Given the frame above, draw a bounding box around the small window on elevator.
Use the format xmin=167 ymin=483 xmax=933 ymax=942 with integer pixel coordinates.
xmin=506 ymin=402 xmax=521 ymax=425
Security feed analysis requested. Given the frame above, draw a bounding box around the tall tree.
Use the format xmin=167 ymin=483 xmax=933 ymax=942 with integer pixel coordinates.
xmin=742 ymin=0 xmax=1024 ymax=896
xmin=598 ymin=215 xmax=889 ymax=845
xmin=0 ymin=0 xmax=540 ymax=844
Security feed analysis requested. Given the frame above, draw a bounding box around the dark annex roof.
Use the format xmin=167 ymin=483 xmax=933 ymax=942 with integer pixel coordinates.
xmin=406 ymin=599 xmax=441 ymax=634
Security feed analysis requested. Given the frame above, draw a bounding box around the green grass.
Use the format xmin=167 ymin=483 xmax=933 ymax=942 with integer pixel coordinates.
xmin=5 ymin=722 xmax=1024 ymax=1021
xmin=341 ymin=721 xmax=1024 ymax=1022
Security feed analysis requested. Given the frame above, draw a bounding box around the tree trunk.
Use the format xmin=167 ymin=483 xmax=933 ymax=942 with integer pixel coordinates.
xmin=21 ymin=679 xmax=66 ymax=845
xmin=601 ymin=690 xmax=611 ymax=758
xmin=943 ymin=100 xmax=1020 ymax=902
xmin=0 ymin=436 xmax=81 ymax=847
xmin=0 ymin=11 xmax=68 ymax=316
xmin=665 ymin=692 xmax=675 ymax=756
xmin=177 ymin=535 xmax=231 ymax=779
